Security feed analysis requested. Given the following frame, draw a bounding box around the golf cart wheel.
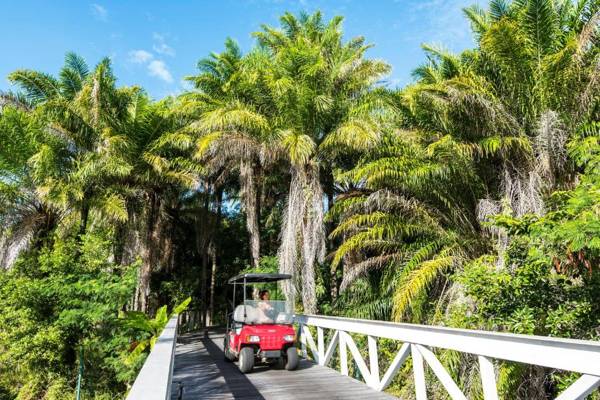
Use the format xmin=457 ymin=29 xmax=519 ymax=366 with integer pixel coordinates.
xmin=239 ymin=347 xmax=255 ymax=373
xmin=285 ymin=347 xmax=299 ymax=371
xmin=275 ymin=356 xmax=285 ymax=369
xmin=223 ymin=338 xmax=234 ymax=362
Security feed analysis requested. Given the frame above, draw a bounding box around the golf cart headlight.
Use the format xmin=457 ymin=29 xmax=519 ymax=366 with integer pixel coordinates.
xmin=283 ymin=334 xmax=295 ymax=342
xmin=247 ymin=335 xmax=260 ymax=343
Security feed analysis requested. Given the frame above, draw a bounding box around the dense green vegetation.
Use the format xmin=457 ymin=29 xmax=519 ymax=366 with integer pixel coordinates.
xmin=0 ymin=0 xmax=598 ymax=398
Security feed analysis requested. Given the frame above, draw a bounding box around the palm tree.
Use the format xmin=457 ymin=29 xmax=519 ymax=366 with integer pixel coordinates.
xmin=403 ymin=0 xmax=600 ymax=269
xmin=2 ymin=53 xmax=121 ymax=265
xmin=254 ymin=11 xmax=391 ymax=312
xmin=8 ymin=55 xmax=195 ymax=312
xmin=183 ymin=39 xmax=277 ymax=269
xmin=9 ymin=54 xmax=134 ymax=239
xmin=116 ymin=94 xmax=197 ymax=312
xmin=0 ymin=103 xmax=59 ymax=267
xmin=332 ymin=0 xmax=599 ymax=319
xmin=329 ymin=128 xmax=483 ymax=321
xmin=418 ymin=0 xmax=598 ymax=213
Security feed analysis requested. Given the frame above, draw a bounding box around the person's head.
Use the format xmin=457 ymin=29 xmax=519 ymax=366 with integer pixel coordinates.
xmin=259 ymin=290 xmax=270 ymax=300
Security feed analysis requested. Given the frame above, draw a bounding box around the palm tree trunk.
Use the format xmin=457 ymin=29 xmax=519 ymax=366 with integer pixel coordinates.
xmin=113 ymin=221 xmax=126 ymax=266
xmin=324 ymin=172 xmax=338 ymax=302
xmin=198 ymin=183 xmax=212 ymax=327
xmin=32 ymin=206 xmax=57 ymax=251
xmin=207 ymin=243 xmax=217 ymax=326
xmin=240 ymin=160 xmax=260 ymax=268
xmin=137 ymin=190 xmax=160 ymax=312
xmin=79 ymin=201 xmax=90 ymax=237
xmin=207 ymin=188 xmax=223 ymax=326
xmin=160 ymin=206 xmax=175 ymax=272
xmin=200 ymin=251 xmax=208 ymax=327
xmin=300 ymin=165 xmax=325 ymax=313
xmin=278 ymin=165 xmax=325 ymax=313
xmin=74 ymin=199 xmax=91 ymax=259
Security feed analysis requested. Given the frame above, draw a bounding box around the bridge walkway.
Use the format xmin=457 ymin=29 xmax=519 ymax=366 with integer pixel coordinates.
xmin=170 ymin=330 xmax=396 ymax=400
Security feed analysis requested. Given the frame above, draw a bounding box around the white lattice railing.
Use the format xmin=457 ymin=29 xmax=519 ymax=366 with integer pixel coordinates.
xmin=295 ymin=314 xmax=600 ymax=400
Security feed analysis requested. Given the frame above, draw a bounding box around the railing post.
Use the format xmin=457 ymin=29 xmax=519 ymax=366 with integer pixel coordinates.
xmin=368 ymin=335 xmax=379 ymax=388
xmin=299 ymin=323 xmax=308 ymax=359
xmin=317 ymin=327 xmax=325 ymax=364
xmin=411 ymin=344 xmax=427 ymax=400
xmin=478 ymin=355 xmax=499 ymax=400
xmin=339 ymin=330 xmax=348 ymax=376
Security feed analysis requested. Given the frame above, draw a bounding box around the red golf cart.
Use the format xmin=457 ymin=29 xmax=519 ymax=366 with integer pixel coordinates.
xmin=224 ymin=273 xmax=298 ymax=373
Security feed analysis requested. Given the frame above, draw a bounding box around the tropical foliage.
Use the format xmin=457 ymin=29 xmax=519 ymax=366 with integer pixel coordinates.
xmin=0 ymin=1 xmax=598 ymax=398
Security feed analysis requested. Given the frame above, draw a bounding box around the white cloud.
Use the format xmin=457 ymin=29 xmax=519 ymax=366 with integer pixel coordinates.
xmin=91 ymin=3 xmax=108 ymax=21
xmin=148 ymin=60 xmax=173 ymax=83
xmin=129 ymin=50 xmax=154 ymax=64
xmin=127 ymin=35 xmax=176 ymax=84
xmin=152 ymin=33 xmax=176 ymax=57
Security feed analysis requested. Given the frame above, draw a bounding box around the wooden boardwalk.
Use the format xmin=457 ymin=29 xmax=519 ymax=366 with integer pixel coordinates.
xmin=170 ymin=330 xmax=397 ymax=400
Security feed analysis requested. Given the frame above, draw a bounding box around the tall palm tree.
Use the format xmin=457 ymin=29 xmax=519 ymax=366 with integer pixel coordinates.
xmin=9 ymin=54 xmax=134 ymax=238
xmin=183 ymin=39 xmax=278 ymax=269
xmin=0 ymin=103 xmax=59 ymax=268
xmin=330 ymin=127 xmax=485 ymax=321
xmin=2 ymin=53 xmax=128 ymax=265
xmin=254 ymin=11 xmax=391 ymax=312
xmin=404 ymin=0 xmax=600 ymax=269
xmin=332 ymin=0 xmax=599 ymax=319
xmin=8 ymin=54 xmax=195 ymax=312
xmin=115 ymin=94 xmax=197 ymax=312
xmin=416 ymin=0 xmax=599 ymax=213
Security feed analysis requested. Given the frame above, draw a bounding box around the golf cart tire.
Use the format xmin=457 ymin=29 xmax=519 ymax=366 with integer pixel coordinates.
xmin=223 ymin=349 xmax=235 ymax=362
xmin=285 ymin=347 xmax=299 ymax=370
xmin=239 ymin=347 xmax=254 ymax=373
xmin=223 ymin=339 xmax=234 ymax=362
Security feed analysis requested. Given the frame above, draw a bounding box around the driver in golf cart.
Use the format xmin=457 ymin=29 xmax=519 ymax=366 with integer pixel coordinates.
xmin=256 ymin=289 xmax=275 ymax=323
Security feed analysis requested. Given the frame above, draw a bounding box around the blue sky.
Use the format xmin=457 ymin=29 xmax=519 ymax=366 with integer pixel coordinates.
xmin=1 ymin=0 xmax=478 ymax=99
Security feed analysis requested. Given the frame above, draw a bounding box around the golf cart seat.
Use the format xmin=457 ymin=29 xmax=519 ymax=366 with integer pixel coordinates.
xmin=233 ymin=304 xmax=280 ymax=324
xmin=233 ymin=304 xmax=258 ymax=323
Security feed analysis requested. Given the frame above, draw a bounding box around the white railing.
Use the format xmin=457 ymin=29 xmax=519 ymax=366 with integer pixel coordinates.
xmin=295 ymin=314 xmax=600 ymax=400
xmin=127 ymin=315 xmax=179 ymax=400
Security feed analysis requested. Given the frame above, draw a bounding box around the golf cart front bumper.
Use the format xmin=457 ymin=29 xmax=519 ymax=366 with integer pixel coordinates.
xmin=260 ymin=350 xmax=282 ymax=359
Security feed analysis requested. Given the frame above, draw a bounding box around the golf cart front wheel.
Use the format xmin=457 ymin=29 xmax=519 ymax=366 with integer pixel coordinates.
xmin=285 ymin=347 xmax=299 ymax=370
xmin=223 ymin=338 xmax=234 ymax=362
xmin=239 ymin=347 xmax=255 ymax=373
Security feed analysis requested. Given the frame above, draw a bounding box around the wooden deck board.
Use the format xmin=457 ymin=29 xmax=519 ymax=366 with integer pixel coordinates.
xmin=171 ymin=330 xmax=397 ymax=399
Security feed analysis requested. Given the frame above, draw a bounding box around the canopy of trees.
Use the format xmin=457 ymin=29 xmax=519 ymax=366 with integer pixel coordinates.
xmin=0 ymin=1 xmax=599 ymax=399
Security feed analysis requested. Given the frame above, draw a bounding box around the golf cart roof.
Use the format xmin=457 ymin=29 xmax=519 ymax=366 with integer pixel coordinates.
xmin=228 ymin=273 xmax=292 ymax=284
